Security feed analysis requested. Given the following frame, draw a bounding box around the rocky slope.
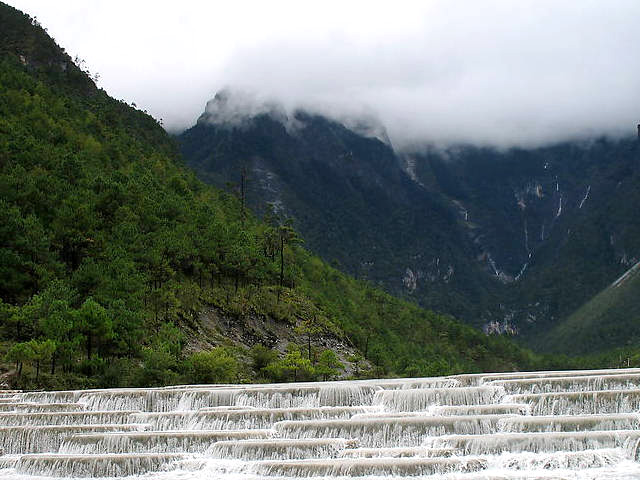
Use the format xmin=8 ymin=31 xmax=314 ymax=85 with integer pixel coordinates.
xmin=179 ymin=92 xmax=502 ymax=326
xmin=179 ymin=93 xmax=640 ymax=350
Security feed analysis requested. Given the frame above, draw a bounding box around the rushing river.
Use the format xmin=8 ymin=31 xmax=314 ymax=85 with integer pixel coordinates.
xmin=2 ymin=368 xmax=640 ymax=479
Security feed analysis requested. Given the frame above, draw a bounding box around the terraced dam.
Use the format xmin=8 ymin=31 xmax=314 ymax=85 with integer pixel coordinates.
xmin=2 ymin=368 xmax=640 ymax=479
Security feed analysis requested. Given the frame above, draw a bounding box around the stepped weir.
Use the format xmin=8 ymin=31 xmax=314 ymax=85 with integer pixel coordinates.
xmin=2 ymin=368 xmax=640 ymax=478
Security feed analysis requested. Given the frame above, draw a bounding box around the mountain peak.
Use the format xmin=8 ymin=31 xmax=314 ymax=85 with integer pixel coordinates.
xmin=197 ymin=88 xmax=392 ymax=146
xmin=197 ymin=88 xmax=290 ymax=129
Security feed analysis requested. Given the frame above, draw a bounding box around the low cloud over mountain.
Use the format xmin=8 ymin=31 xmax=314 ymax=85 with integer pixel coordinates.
xmin=12 ymin=0 xmax=640 ymax=148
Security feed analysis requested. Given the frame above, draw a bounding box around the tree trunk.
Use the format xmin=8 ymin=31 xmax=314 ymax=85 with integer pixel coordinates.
xmin=240 ymin=167 xmax=246 ymax=224
xmin=280 ymin=241 xmax=284 ymax=285
xmin=364 ymin=333 xmax=370 ymax=358
xmin=87 ymin=334 xmax=92 ymax=360
xmin=278 ymin=235 xmax=284 ymax=304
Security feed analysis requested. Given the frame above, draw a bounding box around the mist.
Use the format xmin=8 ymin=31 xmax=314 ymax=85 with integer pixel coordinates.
xmin=9 ymin=0 xmax=640 ymax=149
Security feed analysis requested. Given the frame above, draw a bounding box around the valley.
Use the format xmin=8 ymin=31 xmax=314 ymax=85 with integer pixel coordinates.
xmin=2 ymin=1 xmax=640 ymax=478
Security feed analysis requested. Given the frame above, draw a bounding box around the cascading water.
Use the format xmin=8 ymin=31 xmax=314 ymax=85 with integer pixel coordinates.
xmin=2 ymin=369 xmax=640 ymax=478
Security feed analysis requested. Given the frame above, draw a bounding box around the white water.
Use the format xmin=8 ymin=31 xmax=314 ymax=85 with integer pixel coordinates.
xmin=2 ymin=370 xmax=640 ymax=478
xmin=579 ymin=185 xmax=591 ymax=209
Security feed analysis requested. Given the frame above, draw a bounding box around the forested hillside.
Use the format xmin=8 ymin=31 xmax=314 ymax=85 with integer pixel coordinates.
xmin=180 ymin=91 xmax=640 ymax=354
xmin=179 ymin=92 xmax=501 ymax=326
xmin=0 ymin=2 xmax=551 ymax=390
xmin=542 ymin=261 xmax=640 ymax=355
xmin=413 ymin=140 xmax=640 ymax=345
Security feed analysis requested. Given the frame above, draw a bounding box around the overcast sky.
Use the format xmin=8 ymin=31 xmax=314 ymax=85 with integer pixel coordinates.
xmin=8 ymin=0 xmax=640 ymax=148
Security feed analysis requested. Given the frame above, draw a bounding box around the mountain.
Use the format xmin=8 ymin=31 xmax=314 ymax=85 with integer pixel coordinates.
xmin=0 ymin=2 xmax=543 ymax=389
xmin=542 ymin=260 xmax=640 ymax=354
xmin=179 ymin=92 xmax=640 ymax=351
xmin=411 ymin=140 xmax=640 ymax=345
xmin=179 ymin=91 xmax=503 ymax=326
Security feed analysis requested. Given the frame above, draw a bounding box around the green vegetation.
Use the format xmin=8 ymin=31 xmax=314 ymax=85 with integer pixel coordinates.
xmin=178 ymin=99 xmax=499 ymax=330
xmin=0 ymin=2 xmax=636 ymax=391
xmin=184 ymin=348 xmax=239 ymax=384
xmin=542 ymin=262 xmax=640 ymax=354
xmin=181 ymin=86 xmax=640 ymax=352
xmin=414 ymin=140 xmax=640 ymax=344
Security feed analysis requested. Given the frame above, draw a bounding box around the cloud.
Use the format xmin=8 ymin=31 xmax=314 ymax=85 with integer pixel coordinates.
xmin=9 ymin=0 xmax=640 ymax=148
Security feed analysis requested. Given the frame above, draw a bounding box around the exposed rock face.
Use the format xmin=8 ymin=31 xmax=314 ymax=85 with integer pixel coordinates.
xmin=183 ymin=304 xmax=366 ymax=378
xmin=179 ymin=97 xmax=494 ymax=331
xmin=179 ymin=93 xmax=640 ymax=350
xmin=402 ymin=268 xmax=418 ymax=293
